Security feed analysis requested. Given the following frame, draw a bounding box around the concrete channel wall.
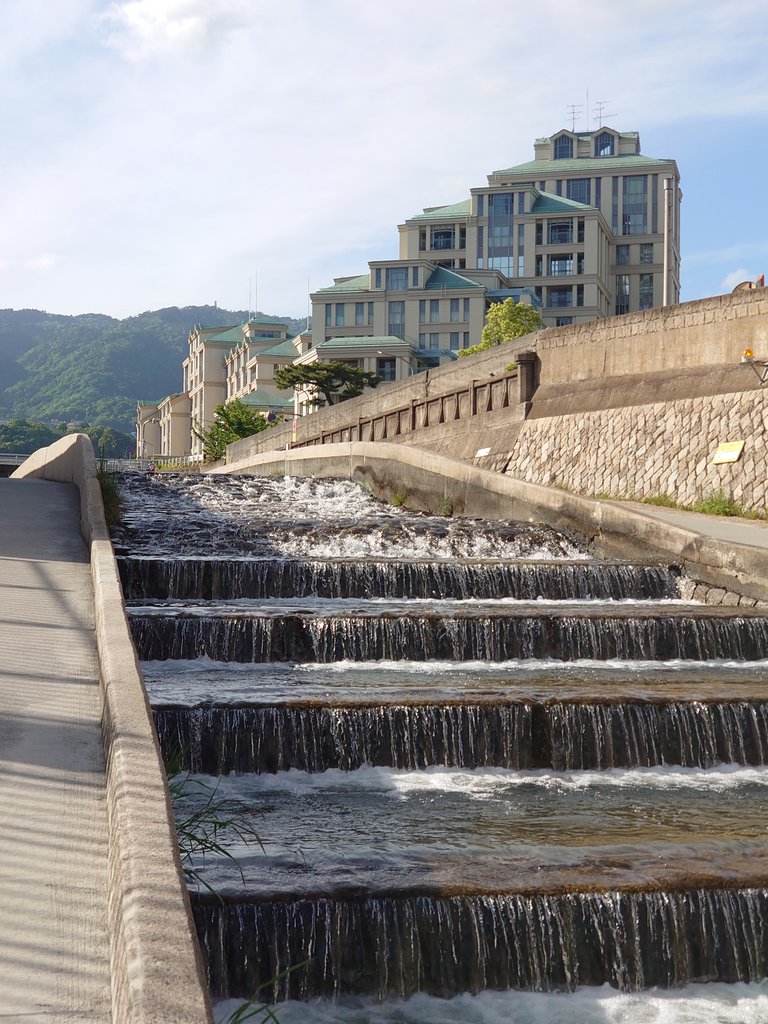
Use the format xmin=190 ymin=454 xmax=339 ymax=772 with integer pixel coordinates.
xmin=13 ymin=434 xmax=212 ymax=1024
xmin=215 ymin=441 xmax=768 ymax=605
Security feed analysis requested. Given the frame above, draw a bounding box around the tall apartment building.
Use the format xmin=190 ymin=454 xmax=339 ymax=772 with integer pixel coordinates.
xmin=313 ymin=127 xmax=681 ymax=339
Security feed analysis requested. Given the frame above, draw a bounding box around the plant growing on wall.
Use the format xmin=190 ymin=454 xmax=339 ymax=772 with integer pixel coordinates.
xmin=458 ymin=299 xmax=542 ymax=358
xmin=193 ymin=400 xmax=275 ymax=462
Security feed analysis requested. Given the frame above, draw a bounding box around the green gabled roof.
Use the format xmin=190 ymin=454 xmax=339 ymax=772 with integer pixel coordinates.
xmin=259 ymin=339 xmax=298 ymax=358
xmin=317 ymin=335 xmax=412 ymax=351
xmin=424 ymin=266 xmax=483 ymax=291
xmin=407 ymin=199 xmax=471 ymax=223
xmin=316 ymin=274 xmax=371 ymax=294
xmin=248 ymin=313 xmax=288 ymax=326
xmin=531 ymin=191 xmax=592 ymax=214
xmin=239 ymin=390 xmax=294 ymax=408
xmin=493 ymin=153 xmax=673 ymax=176
xmin=206 ymin=325 xmax=245 ymax=345
xmin=535 ymin=130 xmax=639 ymax=145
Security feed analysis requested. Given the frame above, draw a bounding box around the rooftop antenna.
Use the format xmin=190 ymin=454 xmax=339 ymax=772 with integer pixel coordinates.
xmin=254 ymin=268 xmax=258 ymax=320
xmin=248 ymin=277 xmax=252 ymax=320
xmin=566 ymin=104 xmax=582 ymax=132
xmin=593 ymin=100 xmax=617 ymax=127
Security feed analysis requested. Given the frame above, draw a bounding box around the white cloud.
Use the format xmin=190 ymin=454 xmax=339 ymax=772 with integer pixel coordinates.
xmin=26 ymin=254 xmax=59 ymax=271
xmin=101 ymin=0 xmax=246 ymax=58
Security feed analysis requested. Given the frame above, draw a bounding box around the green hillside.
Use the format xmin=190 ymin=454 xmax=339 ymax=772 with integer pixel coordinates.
xmin=0 ymin=306 xmax=308 ymax=433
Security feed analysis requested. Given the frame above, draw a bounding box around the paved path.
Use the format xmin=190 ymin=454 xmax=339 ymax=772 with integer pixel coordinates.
xmin=618 ymin=498 xmax=768 ymax=550
xmin=0 ymin=479 xmax=110 ymax=1021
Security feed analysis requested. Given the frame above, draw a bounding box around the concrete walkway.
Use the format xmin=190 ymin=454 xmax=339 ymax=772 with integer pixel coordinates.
xmin=618 ymin=498 xmax=768 ymax=550
xmin=0 ymin=478 xmax=110 ymax=1021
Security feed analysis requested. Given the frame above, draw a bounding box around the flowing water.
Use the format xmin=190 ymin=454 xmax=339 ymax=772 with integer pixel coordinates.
xmin=117 ymin=472 xmax=768 ymax=1021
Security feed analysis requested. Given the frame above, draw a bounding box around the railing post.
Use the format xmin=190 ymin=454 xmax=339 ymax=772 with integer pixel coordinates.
xmin=516 ymin=350 xmax=538 ymax=417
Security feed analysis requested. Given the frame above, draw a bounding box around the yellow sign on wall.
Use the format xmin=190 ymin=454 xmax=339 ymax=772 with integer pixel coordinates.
xmin=712 ymin=440 xmax=745 ymax=465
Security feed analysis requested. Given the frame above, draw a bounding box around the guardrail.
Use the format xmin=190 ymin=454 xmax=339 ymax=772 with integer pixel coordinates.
xmin=294 ymin=368 xmax=520 ymax=448
xmin=0 ymin=453 xmax=30 ymax=466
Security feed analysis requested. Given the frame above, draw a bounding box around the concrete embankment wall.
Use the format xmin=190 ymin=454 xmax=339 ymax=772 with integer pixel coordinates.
xmin=13 ymin=435 xmax=212 ymax=1024
xmin=227 ymin=289 xmax=768 ymax=512
xmin=215 ymin=441 xmax=768 ymax=605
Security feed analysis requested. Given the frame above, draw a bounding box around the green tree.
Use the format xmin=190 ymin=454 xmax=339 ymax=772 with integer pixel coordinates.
xmin=194 ymin=400 xmax=272 ymax=463
xmin=274 ymin=361 xmax=381 ymax=407
xmin=457 ymin=299 xmax=543 ymax=358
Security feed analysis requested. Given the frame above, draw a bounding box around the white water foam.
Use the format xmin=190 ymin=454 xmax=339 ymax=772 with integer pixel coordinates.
xmin=214 ymin=981 xmax=768 ymax=1024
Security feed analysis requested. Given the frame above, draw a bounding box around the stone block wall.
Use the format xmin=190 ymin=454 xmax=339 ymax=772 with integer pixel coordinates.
xmin=504 ymin=388 xmax=768 ymax=510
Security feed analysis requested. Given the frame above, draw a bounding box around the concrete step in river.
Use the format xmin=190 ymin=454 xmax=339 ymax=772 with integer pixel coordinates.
xmin=117 ymin=472 xmax=768 ymax=1023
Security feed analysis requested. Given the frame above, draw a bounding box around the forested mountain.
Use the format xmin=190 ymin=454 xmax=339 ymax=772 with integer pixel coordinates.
xmin=0 ymin=305 xmax=307 ymax=432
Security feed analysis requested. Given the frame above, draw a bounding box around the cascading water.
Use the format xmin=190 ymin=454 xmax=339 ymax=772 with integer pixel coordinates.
xmin=117 ymin=471 xmax=768 ymax=1022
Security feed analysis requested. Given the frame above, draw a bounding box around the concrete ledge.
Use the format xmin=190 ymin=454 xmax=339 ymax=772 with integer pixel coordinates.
xmin=217 ymin=441 xmax=768 ymax=603
xmin=13 ymin=435 xmax=212 ymax=1023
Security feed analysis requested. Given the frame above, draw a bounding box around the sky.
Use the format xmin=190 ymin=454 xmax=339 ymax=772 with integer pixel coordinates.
xmin=1 ymin=0 xmax=767 ymax=321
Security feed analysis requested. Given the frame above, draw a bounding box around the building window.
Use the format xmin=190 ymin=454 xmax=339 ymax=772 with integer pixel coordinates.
xmin=429 ymin=299 xmax=440 ymax=323
xmin=419 ymin=333 xmax=426 ymax=349
xmin=555 ymin=180 xmax=562 ymax=196
xmin=577 ymin=253 xmax=585 ymax=275
xmin=616 ymin=244 xmax=630 ymax=265
xmin=548 ymin=253 xmax=573 ymax=276
xmin=554 ymin=135 xmax=573 ymax=159
xmin=615 ymin=274 xmax=629 ymax=315
xmin=388 ymin=300 xmax=405 ymax=339
xmin=640 ymin=243 xmax=654 ymax=264
xmin=535 ymin=221 xmax=543 ymax=245
xmin=419 ymin=228 xmax=426 ymax=251
xmin=412 ymin=266 xmax=419 ymax=286
xmin=576 ymin=284 xmax=584 ymax=307
xmin=429 ymin=332 xmax=440 ymax=350
xmin=450 ymin=298 xmax=460 ymax=322
xmin=377 ymin=357 xmax=396 ymax=382
xmin=577 ymin=218 xmax=585 ymax=243
xmin=463 ymin=332 xmax=470 ymax=348
xmin=459 ymin=226 xmax=466 ymax=249
xmin=548 ymin=220 xmax=572 ymax=244
xmin=639 ymin=273 xmax=654 ymax=310
xmin=431 ymin=225 xmax=455 ymax=250
xmin=567 ymin=178 xmax=591 ymax=205
xmin=476 ymin=225 xmax=484 ymax=267
xmin=335 ymin=303 xmax=345 ymax=327
xmin=549 ymin=286 xmax=573 ymax=308
xmin=595 ymin=178 xmax=602 ymax=210
xmin=477 ymin=195 xmax=484 ymax=217
xmin=595 ymin=131 xmax=614 ymax=157
xmin=555 ymin=316 xmax=573 ymax=327
xmin=355 ymin=302 xmax=365 ymax=326
xmin=419 ymin=300 xmax=427 ymax=323
xmin=463 ymin=298 xmax=470 ymax=322
xmin=612 ymin=177 xmax=619 ymax=234
xmin=368 ymin=302 xmax=374 ymax=325
xmin=488 ymin=192 xmax=514 ymax=276
xmin=325 ymin=304 xmax=332 ymax=327
xmin=622 ymin=175 xmax=648 ymax=235
xmin=450 ymin=331 xmax=460 ymax=351
xmin=535 ymin=255 xmax=543 ymax=276
xmin=386 ymin=267 xmax=408 ymax=290
xmin=375 ymin=268 xmax=382 ymax=288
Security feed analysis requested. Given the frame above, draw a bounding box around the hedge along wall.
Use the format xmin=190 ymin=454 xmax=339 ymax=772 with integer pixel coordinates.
xmin=504 ymin=387 xmax=768 ymax=510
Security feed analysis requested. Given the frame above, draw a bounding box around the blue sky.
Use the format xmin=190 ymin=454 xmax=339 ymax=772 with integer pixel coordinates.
xmin=1 ymin=0 xmax=767 ymax=320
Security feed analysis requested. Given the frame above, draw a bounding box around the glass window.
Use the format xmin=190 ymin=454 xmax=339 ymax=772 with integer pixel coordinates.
xmin=535 ymin=221 xmax=543 ymax=245
xmin=476 ymin=195 xmax=484 ymax=217
xmin=450 ymin=298 xmax=460 ymax=322
xmin=615 ymin=274 xmax=629 ymax=315
xmin=595 ymin=131 xmax=614 ymax=157
xmin=374 ymin=268 xmax=382 ymax=288
xmin=355 ymin=302 xmax=365 ymax=326
xmin=517 ymin=223 xmax=524 ymax=276
xmin=419 ymin=300 xmax=426 ymax=323
xmin=463 ymin=298 xmax=470 ymax=321
xmin=547 ymin=220 xmax=572 ymax=244
xmin=476 ymin=225 xmax=484 ymax=267
xmin=555 ymin=316 xmax=573 ymax=327
xmin=450 ymin=331 xmax=459 ymax=351
xmin=577 ymin=253 xmax=585 ymax=275
xmin=459 ymin=226 xmax=466 ymax=249
xmin=431 ymin=226 xmax=455 ymax=250
xmin=335 ymin=303 xmax=345 ymax=327
xmin=595 ymin=177 xmax=602 ymax=210
xmin=616 ymin=244 xmax=630 ymax=265
xmin=640 ymin=243 xmax=654 ymax=264
xmin=418 ymin=333 xmax=426 ymax=349
xmin=368 ymin=302 xmax=374 ymax=325
xmin=488 ymin=192 xmax=514 ymax=276
xmin=430 ymin=299 xmax=440 ymax=323
xmin=388 ymin=300 xmax=405 ymax=339
xmin=554 ymin=135 xmax=573 ymax=159
xmin=419 ymin=229 xmax=426 ymax=251
xmin=429 ymin=332 xmax=440 ymax=349
xmin=463 ymin=332 xmax=470 ymax=348
xmin=535 ymin=255 xmax=543 ymax=276
xmin=555 ymin=180 xmax=562 ymax=196
xmin=577 ymin=218 xmax=584 ymax=243
xmin=518 ymin=192 xmax=525 ymax=214
xmin=325 ymin=304 xmax=332 ymax=327
xmin=412 ymin=266 xmax=419 ymax=286
xmin=567 ymin=178 xmax=591 ymax=205
xmin=622 ymin=175 xmax=648 ymax=235
xmin=576 ymin=284 xmax=584 ymax=307
xmin=386 ymin=267 xmax=408 ymax=290
xmin=612 ymin=177 xmax=619 ymax=234
xmin=548 ymin=286 xmax=573 ymax=308
xmin=639 ymin=273 xmax=654 ymax=310
xmin=548 ymin=253 xmax=573 ymax=276
xmin=377 ymin=358 xmax=396 ymax=382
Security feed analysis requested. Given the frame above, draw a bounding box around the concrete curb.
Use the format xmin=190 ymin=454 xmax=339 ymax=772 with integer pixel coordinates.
xmin=216 ymin=441 xmax=768 ymax=603
xmin=13 ymin=436 xmax=212 ymax=1024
